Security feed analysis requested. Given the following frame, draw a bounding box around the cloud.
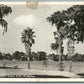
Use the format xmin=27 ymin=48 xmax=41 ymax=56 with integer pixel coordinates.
xmin=14 ymin=14 xmax=37 ymax=27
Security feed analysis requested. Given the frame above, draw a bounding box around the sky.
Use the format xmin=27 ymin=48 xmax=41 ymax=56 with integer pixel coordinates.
xmin=0 ymin=3 xmax=84 ymax=54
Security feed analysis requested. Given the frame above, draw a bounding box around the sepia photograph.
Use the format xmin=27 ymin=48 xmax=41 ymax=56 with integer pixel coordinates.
xmin=0 ymin=1 xmax=84 ymax=82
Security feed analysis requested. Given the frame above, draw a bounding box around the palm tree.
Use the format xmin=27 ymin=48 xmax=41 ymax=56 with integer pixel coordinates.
xmin=0 ymin=4 xmax=12 ymax=35
xmin=0 ymin=4 xmax=12 ymax=68
xmin=21 ymin=27 xmax=36 ymax=69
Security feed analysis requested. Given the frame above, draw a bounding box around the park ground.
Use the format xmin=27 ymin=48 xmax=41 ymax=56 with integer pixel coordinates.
xmin=0 ymin=60 xmax=84 ymax=78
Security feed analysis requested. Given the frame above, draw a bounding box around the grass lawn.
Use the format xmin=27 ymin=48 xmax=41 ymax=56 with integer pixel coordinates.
xmin=0 ymin=60 xmax=83 ymax=78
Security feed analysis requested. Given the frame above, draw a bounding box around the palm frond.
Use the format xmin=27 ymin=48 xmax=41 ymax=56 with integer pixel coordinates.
xmin=31 ymin=38 xmax=35 ymax=44
xmin=21 ymin=28 xmax=36 ymax=47
xmin=0 ymin=4 xmax=12 ymax=18
xmin=0 ymin=18 xmax=8 ymax=35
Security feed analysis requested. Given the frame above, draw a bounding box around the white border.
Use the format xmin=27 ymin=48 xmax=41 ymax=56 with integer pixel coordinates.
xmin=1 ymin=1 xmax=84 ymax=5
xmin=0 ymin=78 xmax=84 ymax=82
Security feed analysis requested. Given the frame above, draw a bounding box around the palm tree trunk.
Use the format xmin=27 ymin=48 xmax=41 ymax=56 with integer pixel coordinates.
xmin=58 ymin=36 xmax=64 ymax=71
xmin=25 ymin=43 xmax=30 ymax=69
xmin=28 ymin=57 xmax=30 ymax=69
xmin=28 ymin=47 xmax=31 ymax=69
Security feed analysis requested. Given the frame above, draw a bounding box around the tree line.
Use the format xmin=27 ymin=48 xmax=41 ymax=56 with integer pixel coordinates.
xmin=0 ymin=51 xmax=84 ymax=62
xmin=0 ymin=51 xmax=46 ymax=61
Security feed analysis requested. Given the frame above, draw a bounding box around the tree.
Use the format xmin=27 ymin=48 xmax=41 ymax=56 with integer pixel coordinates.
xmin=30 ymin=52 xmax=38 ymax=61
xmin=66 ymin=5 xmax=84 ymax=43
xmin=47 ymin=5 xmax=84 ymax=71
xmin=37 ymin=51 xmax=47 ymax=61
xmin=47 ymin=11 xmax=67 ymax=71
xmin=12 ymin=51 xmax=22 ymax=60
xmin=0 ymin=4 xmax=12 ymax=35
xmin=20 ymin=52 xmax=26 ymax=61
xmin=62 ymin=5 xmax=84 ymax=71
xmin=0 ymin=52 xmax=3 ymax=60
xmin=21 ymin=28 xmax=36 ymax=69
xmin=5 ymin=53 xmax=12 ymax=60
xmin=47 ymin=53 xmax=55 ymax=61
xmin=53 ymin=54 xmax=59 ymax=61
xmin=37 ymin=51 xmax=47 ymax=67
xmin=0 ymin=4 xmax=12 ymax=68
xmin=51 ymin=36 xmax=59 ymax=51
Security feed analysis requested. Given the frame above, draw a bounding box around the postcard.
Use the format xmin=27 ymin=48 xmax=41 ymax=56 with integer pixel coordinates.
xmin=0 ymin=1 xmax=84 ymax=82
